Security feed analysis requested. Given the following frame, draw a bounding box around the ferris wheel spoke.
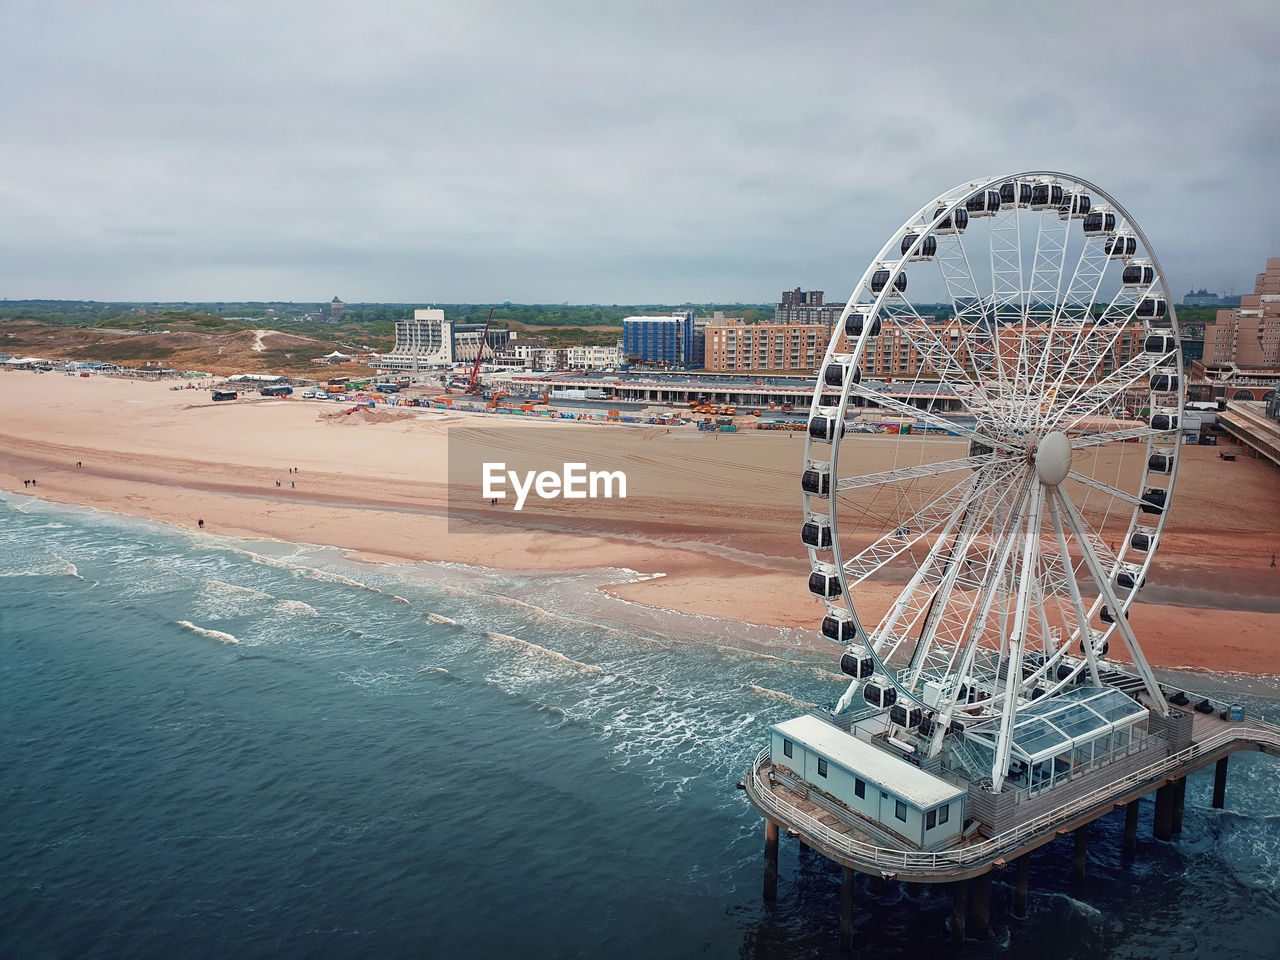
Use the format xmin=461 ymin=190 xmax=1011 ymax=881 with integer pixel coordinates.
xmin=838 ymin=471 xmax=980 ymax=585
xmin=1065 ymin=470 xmax=1146 ymax=509
xmin=1052 ymin=487 xmax=1168 ymax=713
xmin=1069 ymin=425 xmax=1170 ymax=449
xmin=1043 ymin=281 xmax=1153 ymax=416
xmin=834 ymin=454 xmax=1011 ymax=492
xmin=879 ymin=297 xmax=993 ymax=408
xmin=1050 ymin=350 xmax=1167 ymax=430
xmin=904 ymin=475 xmax=1032 ymax=695
xmin=845 ymin=381 xmax=1016 ymax=451
xmin=1047 ymin=494 xmax=1103 ymax=684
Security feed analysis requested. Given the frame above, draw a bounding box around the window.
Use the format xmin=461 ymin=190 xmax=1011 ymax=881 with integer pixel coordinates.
xmin=782 ymin=739 xmax=793 ymax=758
xmin=895 ymin=800 xmax=907 ymax=822
xmin=854 ymin=778 xmax=865 ymax=799
xmin=938 ymin=803 xmax=949 ymax=825
xmin=926 ymin=810 xmax=937 ymax=830
xmin=817 ymin=758 xmax=828 ymax=778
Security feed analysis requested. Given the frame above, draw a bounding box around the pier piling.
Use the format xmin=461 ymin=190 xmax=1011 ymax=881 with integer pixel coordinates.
xmin=1171 ymin=776 xmax=1187 ymax=834
xmin=764 ymin=820 xmax=779 ymax=901
xmin=970 ymin=872 xmax=991 ymax=937
xmin=1153 ymin=781 xmax=1175 ymax=841
xmin=1072 ymin=824 xmax=1088 ymax=879
xmin=868 ymin=874 xmax=885 ymax=895
xmin=840 ymin=867 xmax=855 ymax=953
xmin=1014 ymin=854 xmax=1030 ymax=918
xmin=950 ymin=880 xmax=967 ymax=947
xmin=1123 ymin=800 xmax=1139 ymax=855
xmin=1213 ymin=756 xmax=1229 ymax=809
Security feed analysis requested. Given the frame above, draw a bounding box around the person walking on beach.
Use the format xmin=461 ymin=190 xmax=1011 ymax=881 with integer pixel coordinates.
xmin=24 ymin=480 xmax=29 ymax=487
xmin=275 ymin=479 xmax=281 ymax=487
xmin=198 ymin=519 xmax=204 ymax=529
xmin=1272 ymin=554 xmax=1276 ymax=568
xmin=291 ymin=480 xmax=295 ymax=489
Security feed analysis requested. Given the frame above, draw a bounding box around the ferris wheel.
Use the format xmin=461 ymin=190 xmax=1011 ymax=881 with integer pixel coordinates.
xmin=802 ymin=172 xmax=1183 ymax=791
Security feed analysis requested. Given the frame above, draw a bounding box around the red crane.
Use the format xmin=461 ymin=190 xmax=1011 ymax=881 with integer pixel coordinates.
xmin=465 ymin=306 xmax=496 ymax=394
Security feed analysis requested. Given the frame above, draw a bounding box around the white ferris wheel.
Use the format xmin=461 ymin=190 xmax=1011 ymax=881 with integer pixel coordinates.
xmin=802 ymin=172 xmax=1184 ymax=792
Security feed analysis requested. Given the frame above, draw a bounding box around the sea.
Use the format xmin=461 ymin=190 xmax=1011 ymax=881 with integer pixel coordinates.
xmin=3 ymin=492 xmax=1280 ymax=960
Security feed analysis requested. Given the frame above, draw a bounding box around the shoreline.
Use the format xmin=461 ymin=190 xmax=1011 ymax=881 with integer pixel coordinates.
xmin=4 ymin=372 xmax=1280 ymax=675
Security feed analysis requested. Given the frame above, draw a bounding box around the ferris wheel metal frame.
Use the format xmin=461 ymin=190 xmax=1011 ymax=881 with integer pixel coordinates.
xmin=802 ymin=171 xmax=1184 ymax=792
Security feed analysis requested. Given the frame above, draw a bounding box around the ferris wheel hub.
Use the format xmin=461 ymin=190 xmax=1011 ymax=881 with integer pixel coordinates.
xmin=1034 ymin=431 xmax=1073 ymax=486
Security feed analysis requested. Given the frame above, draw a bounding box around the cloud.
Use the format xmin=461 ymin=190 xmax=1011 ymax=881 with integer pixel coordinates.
xmin=0 ymin=0 xmax=1276 ymax=302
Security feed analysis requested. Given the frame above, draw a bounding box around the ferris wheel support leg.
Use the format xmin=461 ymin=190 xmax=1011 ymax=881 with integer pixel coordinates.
xmin=1052 ymin=487 xmax=1169 ymax=716
xmin=1047 ymin=494 xmax=1103 ymax=685
xmin=990 ymin=484 xmax=1045 ymax=792
xmin=926 ymin=486 xmax=1029 ymax=758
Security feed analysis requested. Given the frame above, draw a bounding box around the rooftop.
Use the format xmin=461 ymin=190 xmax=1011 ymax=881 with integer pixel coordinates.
xmin=965 ymin=686 xmax=1148 ymax=764
xmin=773 ymin=714 xmax=966 ymax=808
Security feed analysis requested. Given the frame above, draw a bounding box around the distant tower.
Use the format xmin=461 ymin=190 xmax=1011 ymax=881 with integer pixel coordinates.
xmin=330 ymin=297 xmax=345 ymax=321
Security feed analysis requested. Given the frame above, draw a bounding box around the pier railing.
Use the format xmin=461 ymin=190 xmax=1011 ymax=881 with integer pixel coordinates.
xmin=747 ymin=722 xmax=1280 ymax=875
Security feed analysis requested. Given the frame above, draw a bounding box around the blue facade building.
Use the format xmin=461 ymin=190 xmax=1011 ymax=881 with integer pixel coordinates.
xmin=622 ymin=312 xmax=698 ymax=368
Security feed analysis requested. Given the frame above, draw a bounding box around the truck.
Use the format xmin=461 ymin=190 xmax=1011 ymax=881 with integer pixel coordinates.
xmin=260 ymin=384 xmax=293 ymax=397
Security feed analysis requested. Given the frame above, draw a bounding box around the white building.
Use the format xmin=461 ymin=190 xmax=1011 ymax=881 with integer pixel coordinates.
xmin=377 ymin=309 xmax=510 ymax=372
xmin=566 ymin=344 xmax=623 ymax=370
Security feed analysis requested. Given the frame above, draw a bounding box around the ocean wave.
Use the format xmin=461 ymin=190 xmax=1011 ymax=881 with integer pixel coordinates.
xmin=275 ymin=599 xmax=317 ymax=616
xmin=52 ymin=555 xmax=83 ymax=580
xmin=177 ymin=620 xmax=239 ymax=644
xmin=484 ymin=631 xmax=604 ymax=675
xmin=426 ymin=612 xmax=457 ymax=625
xmin=204 ymin=579 xmax=274 ymax=602
xmin=743 ymin=684 xmax=819 ymax=709
xmin=220 ymin=547 xmax=385 ymax=594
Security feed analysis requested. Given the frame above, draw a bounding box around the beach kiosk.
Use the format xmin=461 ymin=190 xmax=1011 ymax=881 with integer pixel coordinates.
xmin=770 ymin=714 xmax=966 ymax=849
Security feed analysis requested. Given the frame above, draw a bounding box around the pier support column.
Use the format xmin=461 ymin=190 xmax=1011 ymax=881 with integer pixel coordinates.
xmin=840 ymin=867 xmax=855 ymax=953
xmin=1153 ymin=782 xmax=1174 ymax=841
xmin=1123 ymin=801 xmax=1139 ymax=855
xmin=798 ymin=838 xmax=810 ymax=854
xmin=1171 ymin=776 xmax=1187 ymax=834
xmin=970 ymin=872 xmax=991 ymax=938
xmin=1213 ymin=756 xmax=1229 ymax=809
xmin=1073 ymin=824 xmax=1088 ymax=879
xmin=1013 ymin=855 xmax=1030 ymax=918
xmin=763 ymin=820 xmax=779 ymax=901
xmin=951 ymin=880 xmax=967 ymax=947
xmin=868 ymin=874 xmax=885 ymax=895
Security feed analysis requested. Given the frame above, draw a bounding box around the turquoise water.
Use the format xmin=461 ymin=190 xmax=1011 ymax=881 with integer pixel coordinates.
xmin=3 ymin=493 xmax=1280 ymax=959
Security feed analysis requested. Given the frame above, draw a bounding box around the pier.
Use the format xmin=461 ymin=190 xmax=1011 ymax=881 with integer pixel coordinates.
xmin=1217 ymin=401 xmax=1280 ymax=467
xmin=745 ymin=685 xmax=1280 ymax=944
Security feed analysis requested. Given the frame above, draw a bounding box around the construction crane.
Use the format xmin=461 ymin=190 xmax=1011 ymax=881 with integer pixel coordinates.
xmin=465 ymin=306 xmax=496 ymax=394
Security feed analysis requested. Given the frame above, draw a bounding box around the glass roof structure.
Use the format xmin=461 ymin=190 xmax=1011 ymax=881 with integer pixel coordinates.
xmin=964 ymin=687 xmax=1149 ymax=764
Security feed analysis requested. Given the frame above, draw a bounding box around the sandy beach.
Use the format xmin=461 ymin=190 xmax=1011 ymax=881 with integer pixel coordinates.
xmin=4 ymin=371 xmax=1280 ymax=674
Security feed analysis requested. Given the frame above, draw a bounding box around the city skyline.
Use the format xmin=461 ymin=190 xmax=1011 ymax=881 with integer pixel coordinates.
xmin=2 ymin=1 xmax=1277 ymax=303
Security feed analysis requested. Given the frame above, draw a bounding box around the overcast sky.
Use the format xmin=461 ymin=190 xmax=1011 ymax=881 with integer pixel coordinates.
xmin=1 ymin=0 xmax=1276 ymax=304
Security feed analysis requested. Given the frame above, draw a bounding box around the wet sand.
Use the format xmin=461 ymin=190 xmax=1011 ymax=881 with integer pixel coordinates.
xmin=3 ymin=371 xmax=1280 ymax=673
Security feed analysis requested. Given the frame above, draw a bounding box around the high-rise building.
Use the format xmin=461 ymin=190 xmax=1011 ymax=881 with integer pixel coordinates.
xmin=622 ymin=312 xmax=698 ymax=368
xmin=1202 ymin=258 xmax=1280 ymax=370
xmin=775 ymin=288 xmax=842 ymax=331
xmin=704 ymin=320 xmax=825 ymax=372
